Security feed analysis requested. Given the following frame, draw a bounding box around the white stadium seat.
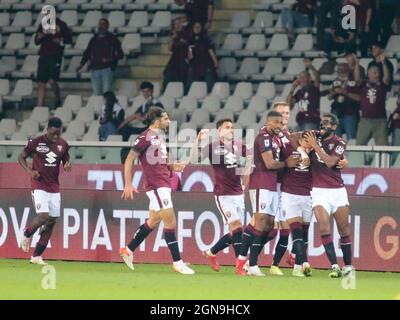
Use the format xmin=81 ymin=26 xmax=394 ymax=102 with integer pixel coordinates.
xmin=122 ymin=33 xmax=141 ymax=55
xmin=233 ymin=82 xmax=253 ymax=101
xmin=118 ymin=11 xmax=149 ymax=33
xmin=229 ymin=58 xmax=259 ymax=81
xmin=217 ymin=34 xmax=243 ymax=56
xmin=251 ymin=58 xmax=283 ymax=81
xmin=222 ymin=11 xmax=251 ymax=34
xmin=243 ymin=11 xmax=273 ymax=34
xmin=236 ymin=34 xmax=266 ymax=57
xmin=211 ymin=82 xmax=230 ymax=101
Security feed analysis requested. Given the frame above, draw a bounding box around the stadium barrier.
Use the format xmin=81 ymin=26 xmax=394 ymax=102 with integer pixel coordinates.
xmin=0 ymin=188 xmax=399 ymax=272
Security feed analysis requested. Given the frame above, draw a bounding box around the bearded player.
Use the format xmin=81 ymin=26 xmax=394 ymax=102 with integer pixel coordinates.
xmin=119 ymin=107 xmax=195 ymax=275
xmin=18 ymin=117 xmax=71 ymax=265
xmin=190 ymin=119 xmax=251 ymax=273
xmin=303 ymin=113 xmax=353 ymax=278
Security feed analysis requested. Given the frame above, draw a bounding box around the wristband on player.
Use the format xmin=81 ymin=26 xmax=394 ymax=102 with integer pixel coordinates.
xmin=297 ymin=146 xmax=309 ymax=160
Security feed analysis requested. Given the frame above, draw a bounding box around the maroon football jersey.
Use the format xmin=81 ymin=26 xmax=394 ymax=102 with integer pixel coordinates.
xmin=309 ymin=135 xmax=346 ymax=188
xmin=249 ymin=128 xmax=281 ymax=191
xmin=358 ymin=81 xmax=388 ymax=119
xmin=279 ymin=129 xmax=312 ymax=196
xmin=203 ymin=140 xmax=247 ymax=196
xmin=131 ymin=128 xmax=171 ymax=191
xmin=293 ymin=84 xmax=320 ymax=124
xmin=23 ymin=135 xmax=70 ymax=193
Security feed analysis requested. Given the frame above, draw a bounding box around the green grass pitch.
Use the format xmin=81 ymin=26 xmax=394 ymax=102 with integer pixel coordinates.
xmin=1 ymin=259 xmax=399 ymax=300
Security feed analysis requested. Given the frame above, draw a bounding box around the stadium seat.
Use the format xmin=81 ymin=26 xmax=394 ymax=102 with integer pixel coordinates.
xmin=218 ymin=57 xmax=237 ymax=79
xmin=164 ymin=82 xmax=184 ymax=99
xmin=272 ymin=0 xmax=297 ymax=11
xmin=385 ymin=35 xmax=400 ymax=57
xmin=81 ymin=0 xmax=110 ymax=10
xmin=255 ymin=82 xmax=276 ymax=100
xmin=19 ymin=35 xmax=40 ymax=56
xmin=53 ymin=107 xmax=73 ymax=125
xmin=76 ymin=107 xmax=95 ymax=126
xmin=116 ymin=95 xmax=128 ymax=109
xmin=106 ymin=134 xmax=123 ymax=142
xmin=320 ymin=96 xmax=331 ymax=114
xmin=0 ymin=33 xmax=25 ymax=55
xmin=235 ymin=34 xmax=266 ymax=57
xmin=103 ymin=0 xmax=132 ymax=10
xmin=30 ymin=106 xmax=50 ymax=127
xmin=3 ymin=11 xmax=32 ymax=33
xmin=116 ymin=80 xmax=137 ymax=99
xmin=169 ymin=108 xmax=187 ymax=128
xmin=0 ymin=0 xmax=20 ymax=10
xmin=0 ymin=56 xmax=16 ymax=76
xmin=60 ymin=10 xmax=79 ymax=28
xmin=224 ymin=96 xmax=245 ymax=114
xmin=252 ymin=0 xmax=280 ymax=10
xmin=189 ymin=109 xmax=210 ymax=128
xmin=178 ymin=96 xmax=197 ymax=113
xmin=210 ymin=82 xmax=230 ymax=101
xmin=11 ymin=55 xmax=39 ymax=78
xmin=177 ymin=123 xmax=197 ymax=143
xmin=236 ymin=109 xmax=257 ymax=128
xmin=258 ymin=33 xmax=289 ymax=57
xmin=131 ymin=95 xmax=146 ymax=110
xmin=242 ymin=11 xmax=273 ymax=34
xmin=201 ymin=95 xmax=221 ymax=114
xmin=282 ymin=34 xmax=313 ymax=57
xmin=0 ymin=119 xmax=16 ymax=138
xmin=312 ymin=58 xmax=329 ymax=71
xmin=215 ymin=109 xmax=235 ymax=123
xmin=251 ymin=58 xmax=283 ymax=81
xmin=275 ymin=58 xmax=305 ymax=81
xmin=248 ymin=95 xmax=268 ymax=115
xmin=233 ymin=82 xmax=253 ymax=101
xmin=118 ymin=11 xmax=149 ymax=33
xmin=61 ymin=56 xmax=87 ymax=79
xmin=108 ymin=11 xmax=126 ymax=32
xmin=62 ymin=94 xmax=83 ymax=114
xmin=0 ymin=79 xmax=10 ymax=96
xmin=386 ymin=97 xmax=398 ymax=117
xmin=86 ymin=120 xmax=100 ymax=136
xmin=222 ymin=11 xmax=251 ymax=34
xmin=85 ymin=95 xmax=103 ymax=115
xmin=229 ymin=58 xmax=259 ymax=81
xmin=217 ymin=34 xmax=243 ymax=57
xmin=65 ymin=120 xmax=86 ymax=139
xmin=2 ymin=79 xmax=33 ymax=103
xmin=10 ymin=131 xmax=28 ymax=141
xmin=126 ymin=0 xmax=156 ymax=10
xmin=141 ymin=11 xmax=171 ymax=34
xmin=73 ymin=10 xmax=102 ymax=33
xmin=19 ymin=119 xmax=39 ymax=138
xmin=65 ymin=33 xmax=92 ymax=56
xmin=0 ymin=13 xmax=10 ymax=29
xmin=187 ymin=82 xmax=208 ymax=100
xmin=58 ymin=0 xmax=89 ymax=11
xmin=24 ymin=12 xmax=43 ymax=34
xmin=158 ymin=95 xmax=175 ymax=112
xmin=121 ymin=33 xmax=141 ymax=55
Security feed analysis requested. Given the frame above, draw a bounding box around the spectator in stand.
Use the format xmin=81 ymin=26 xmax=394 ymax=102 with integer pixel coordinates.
xmin=34 ymin=18 xmax=72 ymax=108
xmin=316 ymin=0 xmax=342 ymax=50
xmin=183 ymin=0 xmax=214 ymax=30
xmin=287 ymin=59 xmax=321 ymax=130
xmin=322 ymin=18 xmax=356 ymax=57
xmin=368 ymin=41 xmax=394 ymax=90
xmin=328 ymin=63 xmax=360 ymax=140
xmin=389 ymin=94 xmax=400 ymax=146
xmin=163 ymin=18 xmax=189 ymax=90
xmin=281 ymin=0 xmax=317 ymax=42
xmin=118 ymin=82 xmax=164 ymax=141
xmin=186 ymin=21 xmax=218 ymax=93
xmin=344 ymin=0 xmax=373 ymax=57
xmin=77 ymin=18 xmax=124 ymax=95
xmin=345 ymin=55 xmax=390 ymax=146
xmin=346 ymin=50 xmax=366 ymax=80
xmin=99 ymin=91 xmax=125 ymax=141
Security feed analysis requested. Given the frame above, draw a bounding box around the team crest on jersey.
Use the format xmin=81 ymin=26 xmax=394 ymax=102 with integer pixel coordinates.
xmin=329 ymin=143 xmax=334 ymax=150
xmin=57 ymin=145 xmax=63 ymax=152
xmin=264 ymin=140 xmax=270 ymax=147
xmin=225 ymin=211 xmax=232 ymax=218
xmin=214 ymin=146 xmax=228 ymax=156
xmin=36 ymin=145 xmax=50 ymax=153
xmin=163 ymin=199 xmax=169 ymax=206
xmin=36 ymin=203 xmax=41 ymax=210
xmin=150 ymin=136 xmax=161 ymax=146
xmin=260 ymin=203 xmax=267 ymax=210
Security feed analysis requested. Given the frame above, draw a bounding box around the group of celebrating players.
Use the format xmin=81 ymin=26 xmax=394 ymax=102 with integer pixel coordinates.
xmin=18 ymin=101 xmax=354 ymax=279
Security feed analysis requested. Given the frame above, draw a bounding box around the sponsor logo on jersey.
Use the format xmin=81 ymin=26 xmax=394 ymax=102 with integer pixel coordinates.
xmin=335 ymin=145 xmax=345 ymax=155
xmin=264 ymin=139 xmax=270 ymax=148
xmin=36 ymin=146 xmax=50 ymax=153
xmin=45 ymin=151 xmax=57 ymax=166
xmin=214 ymin=146 xmax=228 ymax=156
xmin=57 ymin=145 xmax=63 ymax=152
xmin=150 ymin=136 xmax=161 ymax=146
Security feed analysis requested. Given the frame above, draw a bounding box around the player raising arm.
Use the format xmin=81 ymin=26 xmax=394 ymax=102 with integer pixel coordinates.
xmin=18 ymin=117 xmax=71 ymax=265
xmin=119 ymin=107 xmax=194 ymax=275
xmin=303 ymin=114 xmax=353 ymax=278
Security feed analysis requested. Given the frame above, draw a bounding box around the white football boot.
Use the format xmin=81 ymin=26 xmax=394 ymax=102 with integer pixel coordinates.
xmin=172 ymin=260 xmax=195 ymax=275
xmin=30 ymin=256 xmax=48 ymax=265
xmin=247 ymin=265 xmax=266 ymax=277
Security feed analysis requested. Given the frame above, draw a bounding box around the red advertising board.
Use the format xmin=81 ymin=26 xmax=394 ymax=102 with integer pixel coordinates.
xmin=1 ymin=163 xmax=400 ymax=197
xmin=0 ymin=189 xmax=399 ymax=272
